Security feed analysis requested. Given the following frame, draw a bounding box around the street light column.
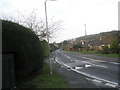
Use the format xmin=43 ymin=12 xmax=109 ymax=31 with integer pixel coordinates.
xmin=44 ymin=0 xmax=52 ymax=75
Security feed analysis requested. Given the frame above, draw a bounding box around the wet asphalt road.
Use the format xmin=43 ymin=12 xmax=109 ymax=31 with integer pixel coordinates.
xmin=50 ymin=49 xmax=119 ymax=88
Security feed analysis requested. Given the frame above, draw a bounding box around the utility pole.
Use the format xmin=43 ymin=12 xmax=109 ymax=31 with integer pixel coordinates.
xmin=44 ymin=0 xmax=57 ymax=75
xmin=84 ymin=24 xmax=87 ymax=51
xmin=45 ymin=0 xmax=51 ymax=75
xmin=84 ymin=24 xmax=87 ymax=38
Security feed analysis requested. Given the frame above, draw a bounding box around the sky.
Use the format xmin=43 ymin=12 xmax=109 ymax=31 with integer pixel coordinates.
xmin=0 ymin=0 xmax=119 ymax=43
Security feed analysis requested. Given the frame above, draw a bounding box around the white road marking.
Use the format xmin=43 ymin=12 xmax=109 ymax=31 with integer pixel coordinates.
xmin=92 ymin=79 xmax=102 ymax=83
xmin=95 ymin=65 xmax=108 ymax=68
xmin=85 ymin=64 xmax=92 ymax=68
xmin=105 ymin=83 xmax=117 ymax=88
xmin=82 ymin=61 xmax=92 ymax=64
xmin=66 ymin=55 xmax=70 ymax=58
xmin=62 ymin=53 xmax=71 ymax=59
xmin=55 ymin=53 xmax=118 ymax=88
xmin=83 ymin=56 xmax=119 ymax=65
xmin=82 ymin=61 xmax=108 ymax=69
xmin=110 ymin=62 xmax=119 ymax=64
xmin=55 ymin=57 xmax=62 ymax=65
xmin=83 ymin=57 xmax=106 ymax=62
xmin=85 ymin=78 xmax=92 ymax=81
xmin=75 ymin=66 xmax=83 ymax=69
xmin=75 ymin=60 xmax=79 ymax=62
xmin=71 ymin=68 xmax=118 ymax=87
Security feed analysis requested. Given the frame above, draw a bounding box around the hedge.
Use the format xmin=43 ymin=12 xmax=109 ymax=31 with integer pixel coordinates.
xmin=2 ymin=20 xmax=44 ymax=82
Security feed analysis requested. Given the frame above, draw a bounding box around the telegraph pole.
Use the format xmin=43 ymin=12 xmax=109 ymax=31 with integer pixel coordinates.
xmin=84 ymin=24 xmax=87 ymax=38
xmin=84 ymin=24 xmax=87 ymax=51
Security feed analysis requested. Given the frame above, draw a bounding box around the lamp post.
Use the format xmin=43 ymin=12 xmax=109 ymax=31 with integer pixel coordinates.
xmin=44 ymin=0 xmax=56 ymax=75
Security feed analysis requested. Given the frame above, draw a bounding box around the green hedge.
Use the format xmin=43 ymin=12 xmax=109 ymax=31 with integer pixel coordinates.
xmin=2 ymin=20 xmax=44 ymax=81
xmin=40 ymin=40 xmax=49 ymax=57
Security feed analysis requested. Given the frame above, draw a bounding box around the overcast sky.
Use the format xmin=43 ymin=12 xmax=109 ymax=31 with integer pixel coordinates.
xmin=0 ymin=0 xmax=119 ymax=43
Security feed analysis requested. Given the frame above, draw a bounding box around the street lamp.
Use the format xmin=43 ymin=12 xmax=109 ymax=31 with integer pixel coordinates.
xmin=44 ymin=0 xmax=56 ymax=75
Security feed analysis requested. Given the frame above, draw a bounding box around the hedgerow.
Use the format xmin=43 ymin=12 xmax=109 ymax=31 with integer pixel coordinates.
xmin=2 ymin=20 xmax=45 ymax=82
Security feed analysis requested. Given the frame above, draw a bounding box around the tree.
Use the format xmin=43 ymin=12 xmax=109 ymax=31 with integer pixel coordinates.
xmin=110 ymin=41 xmax=120 ymax=53
xmin=102 ymin=45 xmax=110 ymax=54
xmin=19 ymin=10 xmax=62 ymax=40
xmin=73 ymin=44 xmax=82 ymax=51
xmin=1 ymin=9 xmax=62 ymax=41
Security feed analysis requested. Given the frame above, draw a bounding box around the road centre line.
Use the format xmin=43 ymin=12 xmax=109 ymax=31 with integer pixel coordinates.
xmin=82 ymin=61 xmax=108 ymax=68
xmin=83 ymin=57 xmax=119 ymax=65
xmin=110 ymin=62 xmax=119 ymax=64
xmin=83 ymin=57 xmax=106 ymax=63
xmin=95 ymin=65 xmax=108 ymax=68
xmin=61 ymin=52 xmax=71 ymax=59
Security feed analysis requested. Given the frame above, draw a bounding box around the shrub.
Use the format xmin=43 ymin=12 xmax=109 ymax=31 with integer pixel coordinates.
xmin=110 ymin=41 xmax=120 ymax=54
xmin=40 ymin=40 xmax=49 ymax=57
xmin=101 ymin=45 xmax=110 ymax=54
xmin=2 ymin=20 xmax=44 ymax=82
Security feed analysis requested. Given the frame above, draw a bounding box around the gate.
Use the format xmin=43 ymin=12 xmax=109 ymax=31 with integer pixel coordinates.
xmin=2 ymin=53 xmax=16 ymax=89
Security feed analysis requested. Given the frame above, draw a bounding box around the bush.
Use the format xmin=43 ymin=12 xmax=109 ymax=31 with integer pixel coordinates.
xmin=110 ymin=41 xmax=120 ymax=54
xmin=40 ymin=40 xmax=49 ymax=57
xmin=2 ymin=20 xmax=44 ymax=82
xmin=101 ymin=45 xmax=110 ymax=54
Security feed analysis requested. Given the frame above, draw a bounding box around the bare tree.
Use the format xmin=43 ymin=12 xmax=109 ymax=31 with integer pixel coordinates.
xmin=1 ymin=9 xmax=62 ymax=41
xmin=18 ymin=9 xmax=62 ymax=40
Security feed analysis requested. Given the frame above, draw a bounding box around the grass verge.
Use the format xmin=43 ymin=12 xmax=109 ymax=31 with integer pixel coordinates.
xmin=97 ymin=53 xmax=120 ymax=58
xmin=19 ymin=62 xmax=68 ymax=88
xmin=70 ymin=51 xmax=119 ymax=58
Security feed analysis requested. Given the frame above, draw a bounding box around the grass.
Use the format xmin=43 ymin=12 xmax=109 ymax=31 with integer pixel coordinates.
xmin=69 ymin=50 xmax=120 ymax=59
xmin=73 ymin=51 xmax=96 ymax=54
xmin=70 ymin=50 xmax=120 ymax=58
xmin=19 ymin=63 xmax=68 ymax=88
xmin=97 ymin=53 xmax=120 ymax=58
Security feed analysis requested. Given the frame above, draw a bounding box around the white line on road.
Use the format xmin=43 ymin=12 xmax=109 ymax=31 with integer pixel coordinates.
xmin=110 ymin=62 xmax=119 ymax=64
xmin=61 ymin=52 xmax=71 ymax=59
xmin=92 ymin=79 xmax=102 ymax=83
xmin=55 ymin=58 xmax=118 ymax=88
xmin=55 ymin=57 xmax=62 ymax=65
xmin=83 ymin=57 xmax=119 ymax=65
xmin=83 ymin=57 xmax=106 ymax=63
xmin=82 ymin=61 xmax=92 ymax=64
xmin=75 ymin=60 xmax=79 ymax=62
xmin=85 ymin=64 xmax=92 ymax=68
xmin=82 ymin=61 xmax=108 ymax=69
xmin=64 ymin=54 xmax=71 ymax=59
xmin=71 ymin=68 xmax=118 ymax=87
xmin=95 ymin=65 xmax=108 ymax=68
xmin=105 ymin=83 xmax=117 ymax=88
xmin=75 ymin=66 xmax=83 ymax=69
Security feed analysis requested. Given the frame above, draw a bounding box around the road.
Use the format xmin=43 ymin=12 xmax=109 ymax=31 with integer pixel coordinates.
xmin=51 ymin=49 xmax=119 ymax=88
